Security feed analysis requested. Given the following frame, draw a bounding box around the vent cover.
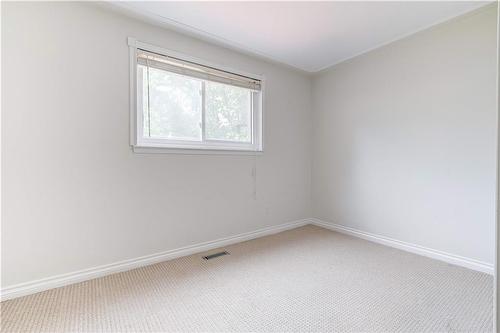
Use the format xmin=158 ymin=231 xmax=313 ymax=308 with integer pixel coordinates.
xmin=203 ymin=251 xmax=229 ymax=260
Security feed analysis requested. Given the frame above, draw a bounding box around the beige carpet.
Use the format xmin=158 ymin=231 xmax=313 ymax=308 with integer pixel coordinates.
xmin=0 ymin=225 xmax=493 ymax=332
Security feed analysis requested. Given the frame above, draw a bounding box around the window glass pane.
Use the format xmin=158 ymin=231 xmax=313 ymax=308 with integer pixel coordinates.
xmin=140 ymin=64 xmax=202 ymax=141
xmin=139 ymin=66 xmax=149 ymax=136
xmin=205 ymin=81 xmax=252 ymax=143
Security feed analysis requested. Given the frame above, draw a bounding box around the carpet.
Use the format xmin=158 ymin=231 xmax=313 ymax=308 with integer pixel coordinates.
xmin=0 ymin=225 xmax=493 ymax=332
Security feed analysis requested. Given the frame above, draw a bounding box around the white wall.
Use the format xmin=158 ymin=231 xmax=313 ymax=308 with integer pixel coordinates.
xmin=1 ymin=2 xmax=312 ymax=288
xmin=312 ymin=5 xmax=497 ymax=265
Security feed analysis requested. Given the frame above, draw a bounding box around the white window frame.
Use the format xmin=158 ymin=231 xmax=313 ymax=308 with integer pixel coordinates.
xmin=128 ymin=38 xmax=264 ymax=154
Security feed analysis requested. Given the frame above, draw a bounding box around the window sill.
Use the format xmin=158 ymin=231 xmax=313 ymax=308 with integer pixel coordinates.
xmin=132 ymin=146 xmax=263 ymax=156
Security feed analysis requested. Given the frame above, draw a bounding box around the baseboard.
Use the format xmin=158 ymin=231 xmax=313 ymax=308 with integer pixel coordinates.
xmin=0 ymin=219 xmax=310 ymax=301
xmin=311 ymin=218 xmax=494 ymax=275
xmin=3 ymin=217 xmax=491 ymax=301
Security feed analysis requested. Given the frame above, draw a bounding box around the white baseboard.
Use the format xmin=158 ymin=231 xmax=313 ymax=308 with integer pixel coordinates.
xmin=3 ymin=217 xmax=492 ymax=301
xmin=311 ymin=218 xmax=494 ymax=275
xmin=1 ymin=219 xmax=310 ymax=301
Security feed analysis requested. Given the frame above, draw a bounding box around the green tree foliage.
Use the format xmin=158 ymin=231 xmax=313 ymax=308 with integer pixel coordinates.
xmin=142 ymin=65 xmax=202 ymax=140
xmin=140 ymin=65 xmax=251 ymax=143
xmin=205 ymin=81 xmax=251 ymax=143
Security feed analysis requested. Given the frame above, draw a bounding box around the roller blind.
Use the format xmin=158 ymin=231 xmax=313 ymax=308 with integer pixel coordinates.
xmin=137 ymin=49 xmax=261 ymax=91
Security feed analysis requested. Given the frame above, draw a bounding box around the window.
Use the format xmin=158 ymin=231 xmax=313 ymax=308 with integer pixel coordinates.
xmin=129 ymin=38 xmax=263 ymax=153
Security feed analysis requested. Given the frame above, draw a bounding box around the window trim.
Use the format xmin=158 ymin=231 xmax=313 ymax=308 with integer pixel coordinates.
xmin=128 ymin=37 xmax=264 ymax=154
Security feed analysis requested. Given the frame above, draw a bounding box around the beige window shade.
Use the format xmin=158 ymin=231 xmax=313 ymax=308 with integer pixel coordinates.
xmin=137 ymin=49 xmax=261 ymax=91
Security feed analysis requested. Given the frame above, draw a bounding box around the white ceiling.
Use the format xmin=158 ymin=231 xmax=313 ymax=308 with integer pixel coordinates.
xmin=111 ymin=1 xmax=491 ymax=73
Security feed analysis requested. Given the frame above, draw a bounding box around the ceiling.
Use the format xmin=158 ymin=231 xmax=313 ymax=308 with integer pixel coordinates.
xmin=110 ymin=1 xmax=491 ymax=73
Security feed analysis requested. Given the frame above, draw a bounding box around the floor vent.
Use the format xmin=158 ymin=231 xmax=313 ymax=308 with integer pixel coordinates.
xmin=203 ymin=251 xmax=229 ymax=260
